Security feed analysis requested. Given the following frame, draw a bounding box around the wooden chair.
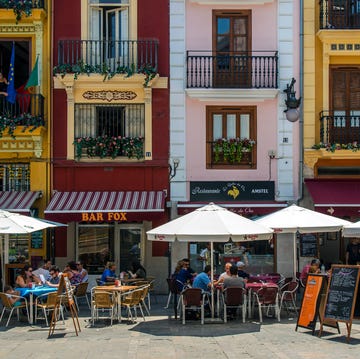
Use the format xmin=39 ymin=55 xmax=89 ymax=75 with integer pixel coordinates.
xmin=35 ymin=292 xmax=65 ymax=326
xmin=253 ymin=286 xmax=280 ymax=322
xmin=0 ymin=292 xmax=30 ymax=327
xmin=73 ymin=282 xmax=90 ymax=311
xmin=222 ymin=287 xmax=247 ymax=323
xmin=121 ymin=288 xmax=145 ymax=322
xmin=91 ymin=289 xmax=116 ymax=326
xmin=180 ymin=288 xmax=205 ymax=325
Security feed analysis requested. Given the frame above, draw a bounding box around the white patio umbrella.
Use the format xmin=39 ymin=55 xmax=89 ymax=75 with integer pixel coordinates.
xmin=343 ymin=221 xmax=360 ymax=238
xmin=147 ymin=202 xmax=274 ymax=319
xmin=0 ymin=210 xmax=59 ymax=290
xmin=256 ymin=204 xmax=351 ymax=277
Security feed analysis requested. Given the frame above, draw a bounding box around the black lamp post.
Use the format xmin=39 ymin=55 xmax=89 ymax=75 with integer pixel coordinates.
xmin=284 ymin=78 xmax=301 ymax=122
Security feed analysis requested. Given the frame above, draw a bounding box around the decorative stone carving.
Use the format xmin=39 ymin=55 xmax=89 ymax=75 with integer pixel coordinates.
xmin=82 ymin=90 xmax=137 ymax=102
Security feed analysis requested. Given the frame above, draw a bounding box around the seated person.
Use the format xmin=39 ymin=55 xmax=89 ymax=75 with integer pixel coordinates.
xmin=64 ymin=261 xmax=82 ymax=286
xmin=128 ymin=260 xmax=146 ymax=279
xmin=45 ymin=266 xmax=61 ymax=287
xmin=15 ymin=264 xmax=41 ymax=288
xmin=218 ymin=262 xmax=232 ymax=282
xmin=192 ymin=265 xmax=220 ymax=293
xmin=175 ymin=260 xmax=193 ymax=291
xmin=300 ymin=258 xmax=320 ymax=283
xmin=223 ymin=265 xmax=245 ymax=289
xmin=4 ymin=285 xmax=22 ymax=306
xmin=236 ymin=261 xmax=250 ymax=280
xmin=77 ymin=261 xmax=89 ymax=283
xmin=100 ymin=262 xmax=117 ymax=284
xmin=182 ymin=258 xmax=197 ymax=277
xmin=32 ymin=259 xmax=52 ymax=282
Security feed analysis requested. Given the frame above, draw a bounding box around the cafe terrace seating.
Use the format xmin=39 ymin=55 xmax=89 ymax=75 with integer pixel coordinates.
xmin=222 ymin=287 xmax=247 ymax=323
xmin=35 ymin=292 xmax=65 ymax=326
xmin=0 ymin=292 xmax=30 ymax=327
xmin=180 ymin=288 xmax=205 ymax=325
xmin=91 ymin=289 xmax=116 ymax=326
xmin=279 ymin=280 xmax=299 ymax=316
xmin=252 ymin=286 xmax=280 ymax=322
xmin=121 ymin=287 xmax=146 ymax=322
xmin=73 ymin=282 xmax=90 ymax=311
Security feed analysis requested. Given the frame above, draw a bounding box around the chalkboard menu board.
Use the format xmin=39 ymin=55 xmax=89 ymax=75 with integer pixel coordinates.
xmin=300 ymin=234 xmax=317 ymax=257
xmin=324 ymin=266 xmax=359 ymax=321
xmin=31 ymin=231 xmax=43 ymax=249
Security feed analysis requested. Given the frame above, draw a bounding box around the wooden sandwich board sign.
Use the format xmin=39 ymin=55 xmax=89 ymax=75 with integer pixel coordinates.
xmin=48 ymin=273 xmax=81 ymax=337
xmin=296 ymin=274 xmax=327 ymax=334
xmin=319 ymin=265 xmax=360 ymax=343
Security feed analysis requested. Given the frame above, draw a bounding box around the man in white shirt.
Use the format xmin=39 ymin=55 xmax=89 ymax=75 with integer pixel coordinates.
xmin=33 ymin=259 xmax=52 ymax=282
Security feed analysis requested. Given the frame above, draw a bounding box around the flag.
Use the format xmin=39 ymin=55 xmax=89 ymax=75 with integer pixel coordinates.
xmin=25 ymin=55 xmax=39 ymax=89
xmin=7 ymin=42 xmax=16 ymax=104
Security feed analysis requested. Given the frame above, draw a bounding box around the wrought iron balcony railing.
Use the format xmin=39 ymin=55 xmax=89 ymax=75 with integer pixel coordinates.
xmin=319 ymin=0 xmax=360 ymax=29
xmin=56 ymin=39 xmax=159 ymax=75
xmin=0 ymin=93 xmax=45 ymax=137
xmin=0 ymin=0 xmax=44 ymax=9
xmin=320 ymin=111 xmax=360 ymax=144
xmin=187 ymin=51 xmax=278 ymax=89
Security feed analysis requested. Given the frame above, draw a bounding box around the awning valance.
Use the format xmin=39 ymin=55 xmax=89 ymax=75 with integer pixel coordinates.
xmin=0 ymin=191 xmax=41 ymax=214
xmin=177 ymin=201 xmax=287 ymax=216
xmin=305 ymin=179 xmax=360 ymax=217
xmin=44 ymin=191 xmax=166 ymax=222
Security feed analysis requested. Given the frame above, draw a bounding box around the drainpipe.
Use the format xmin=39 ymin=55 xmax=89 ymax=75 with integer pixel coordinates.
xmin=298 ymin=0 xmax=304 ymax=203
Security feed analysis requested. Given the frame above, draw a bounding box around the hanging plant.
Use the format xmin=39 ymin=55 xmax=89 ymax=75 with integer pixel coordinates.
xmin=213 ymin=138 xmax=256 ymax=163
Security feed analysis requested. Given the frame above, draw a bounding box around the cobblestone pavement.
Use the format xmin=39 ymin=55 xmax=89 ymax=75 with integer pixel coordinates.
xmin=0 ymin=295 xmax=359 ymax=359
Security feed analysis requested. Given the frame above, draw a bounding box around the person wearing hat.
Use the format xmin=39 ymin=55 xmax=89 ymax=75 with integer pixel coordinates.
xmin=237 ymin=261 xmax=250 ymax=280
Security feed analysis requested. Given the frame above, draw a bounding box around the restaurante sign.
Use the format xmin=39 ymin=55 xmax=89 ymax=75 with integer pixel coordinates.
xmin=190 ymin=181 xmax=275 ymax=201
xmin=81 ymin=212 xmax=127 ymax=222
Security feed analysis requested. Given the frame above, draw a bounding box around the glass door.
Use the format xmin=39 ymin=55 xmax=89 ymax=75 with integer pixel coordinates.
xmin=117 ymin=225 xmax=142 ymax=273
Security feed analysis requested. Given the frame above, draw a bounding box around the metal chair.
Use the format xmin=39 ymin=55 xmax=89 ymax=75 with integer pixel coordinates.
xmin=0 ymin=292 xmax=29 ymax=327
xmin=253 ymin=286 xmax=280 ymax=322
xmin=73 ymin=281 xmax=90 ymax=311
xmin=121 ymin=288 xmax=145 ymax=322
xmin=222 ymin=287 xmax=247 ymax=323
xmin=180 ymin=288 xmax=205 ymax=325
xmin=91 ymin=289 xmax=116 ymax=326
xmin=35 ymin=292 xmax=65 ymax=326
xmin=280 ymin=280 xmax=299 ymax=316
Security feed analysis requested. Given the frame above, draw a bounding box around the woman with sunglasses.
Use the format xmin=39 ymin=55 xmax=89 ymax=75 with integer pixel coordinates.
xmin=15 ymin=264 xmax=41 ymax=288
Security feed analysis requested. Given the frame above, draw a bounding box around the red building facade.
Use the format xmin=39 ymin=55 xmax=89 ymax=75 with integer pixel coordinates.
xmin=47 ymin=0 xmax=169 ymax=288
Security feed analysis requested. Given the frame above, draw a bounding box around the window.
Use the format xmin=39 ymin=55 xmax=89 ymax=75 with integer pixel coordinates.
xmin=74 ymin=103 xmax=145 ymax=159
xmin=0 ymin=164 xmax=30 ymax=191
xmin=206 ymin=106 xmax=256 ymax=169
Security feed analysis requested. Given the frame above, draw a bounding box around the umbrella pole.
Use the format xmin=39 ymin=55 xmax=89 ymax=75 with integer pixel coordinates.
xmin=210 ymin=241 xmax=214 ymax=319
xmin=0 ymin=235 xmax=4 ymax=291
xmin=293 ymin=233 xmax=297 ymax=279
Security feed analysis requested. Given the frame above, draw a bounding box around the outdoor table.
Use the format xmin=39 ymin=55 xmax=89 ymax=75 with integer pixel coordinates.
xmin=248 ymin=274 xmax=280 ymax=284
xmin=94 ymin=285 xmax=138 ymax=321
xmin=245 ymin=282 xmax=279 ymax=318
xmin=15 ymin=286 xmax=58 ymax=325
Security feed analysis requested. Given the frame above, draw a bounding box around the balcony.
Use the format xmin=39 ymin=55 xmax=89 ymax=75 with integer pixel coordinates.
xmin=319 ymin=111 xmax=360 ymax=144
xmin=55 ymin=39 xmax=159 ymax=80
xmin=319 ymin=0 xmax=360 ymax=29
xmin=0 ymin=0 xmax=45 ymax=10
xmin=0 ymin=93 xmax=45 ymax=138
xmin=187 ymin=51 xmax=278 ymax=89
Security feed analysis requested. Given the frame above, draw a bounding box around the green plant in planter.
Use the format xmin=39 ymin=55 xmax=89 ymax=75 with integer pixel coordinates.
xmin=1 ymin=0 xmax=33 ymax=23
xmin=74 ymin=135 xmax=144 ymax=160
xmin=213 ymin=138 xmax=255 ymax=163
xmin=312 ymin=141 xmax=360 ymax=152
xmin=0 ymin=112 xmax=45 ymax=139
xmin=53 ymin=60 xmax=157 ymax=87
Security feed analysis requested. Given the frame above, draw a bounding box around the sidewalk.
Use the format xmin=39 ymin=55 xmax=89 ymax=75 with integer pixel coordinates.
xmin=0 ymin=295 xmax=359 ymax=359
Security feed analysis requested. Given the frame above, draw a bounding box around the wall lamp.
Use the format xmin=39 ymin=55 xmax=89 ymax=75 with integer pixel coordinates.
xmin=169 ymin=158 xmax=180 ymax=180
xmin=283 ymin=77 xmax=301 ymax=122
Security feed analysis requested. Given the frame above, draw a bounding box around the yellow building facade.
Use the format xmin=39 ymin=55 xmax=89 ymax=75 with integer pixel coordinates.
xmin=0 ymin=1 xmax=52 ymax=281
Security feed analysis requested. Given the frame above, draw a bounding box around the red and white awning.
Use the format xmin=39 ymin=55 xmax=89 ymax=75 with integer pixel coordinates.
xmin=44 ymin=191 xmax=166 ymax=222
xmin=0 ymin=191 xmax=42 ymax=214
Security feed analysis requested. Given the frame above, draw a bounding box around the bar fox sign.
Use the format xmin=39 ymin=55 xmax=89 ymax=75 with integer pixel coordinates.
xmin=81 ymin=212 xmax=127 ymax=222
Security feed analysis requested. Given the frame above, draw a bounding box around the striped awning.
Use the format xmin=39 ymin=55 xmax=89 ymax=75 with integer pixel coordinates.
xmin=44 ymin=191 xmax=166 ymax=222
xmin=0 ymin=191 xmax=42 ymax=213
